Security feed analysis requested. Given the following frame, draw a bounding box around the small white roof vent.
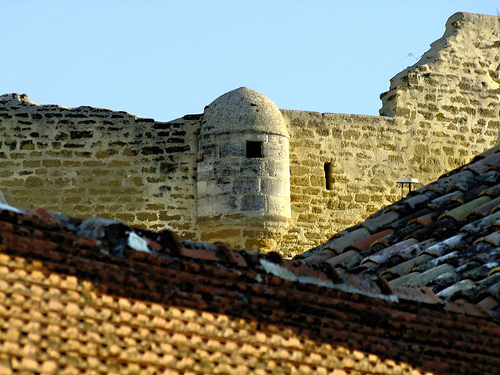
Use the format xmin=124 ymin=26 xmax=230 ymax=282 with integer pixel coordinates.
xmin=397 ymin=178 xmax=419 ymax=198
xmin=397 ymin=178 xmax=419 ymax=184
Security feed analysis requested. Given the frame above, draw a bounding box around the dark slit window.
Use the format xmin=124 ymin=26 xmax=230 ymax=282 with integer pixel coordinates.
xmin=246 ymin=141 xmax=263 ymax=158
xmin=324 ymin=162 xmax=332 ymax=190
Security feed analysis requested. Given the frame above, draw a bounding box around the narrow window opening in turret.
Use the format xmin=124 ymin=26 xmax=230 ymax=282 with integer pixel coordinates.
xmin=324 ymin=162 xmax=333 ymax=190
xmin=246 ymin=141 xmax=263 ymax=158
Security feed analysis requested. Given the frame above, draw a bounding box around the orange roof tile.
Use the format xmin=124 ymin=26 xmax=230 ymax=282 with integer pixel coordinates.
xmin=1 ymin=149 xmax=500 ymax=373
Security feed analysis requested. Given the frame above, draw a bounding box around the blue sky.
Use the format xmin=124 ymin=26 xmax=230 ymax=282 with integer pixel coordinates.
xmin=2 ymin=1 xmax=499 ymax=121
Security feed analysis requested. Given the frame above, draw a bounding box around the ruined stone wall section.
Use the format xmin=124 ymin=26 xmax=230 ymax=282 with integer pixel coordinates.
xmin=380 ymin=12 xmax=500 ymax=173
xmin=0 ymin=94 xmax=201 ymax=240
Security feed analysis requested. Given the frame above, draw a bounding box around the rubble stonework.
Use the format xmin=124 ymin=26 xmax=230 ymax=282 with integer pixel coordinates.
xmin=0 ymin=12 xmax=499 ymax=256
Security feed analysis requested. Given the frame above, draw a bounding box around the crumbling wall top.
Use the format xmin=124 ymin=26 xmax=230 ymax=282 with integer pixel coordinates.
xmin=387 ymin=12 xmax=500 ymax=89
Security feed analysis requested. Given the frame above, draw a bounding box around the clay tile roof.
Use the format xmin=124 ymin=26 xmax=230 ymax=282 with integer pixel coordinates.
xmin=299 ymin=145 xmax=500 ymax=325
xmin=1 ymin=151 xmax=500 ymax=373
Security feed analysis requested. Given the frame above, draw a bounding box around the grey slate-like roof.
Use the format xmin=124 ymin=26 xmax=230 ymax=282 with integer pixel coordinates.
xmin=296 ymin=145 xmax=500 ymax=316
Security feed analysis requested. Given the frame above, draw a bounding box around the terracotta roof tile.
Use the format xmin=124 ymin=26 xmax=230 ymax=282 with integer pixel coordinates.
xmin=345 ymin=228 xmax=394 ymax=252
xmin=462 ymin=210 xmax=500 ymax=233
xmin=479 ymin=182 xmax=500 ymax=198
xmin=422 ymin=170 xmax=477 ymax=195
xmin=427 ymin=190 xmax=463 ymax=210
xmin=298 ymin=227 xmax=371 ymax=260
xmin=363 ymin=238 xmax=419 ymax=265
xmin=393 ymin=263 xmax=456 ymax=289
xmin=463 ymin=150 xmax=500 ymax=174
xmin=439 ymin=196 xmax=492 ymax=221
xmin=388 ymin=190 xmax=438 ymax=213
xmin=467 ymin=198 xmax=500 ymax=221
xmin=359 ymin=211 xmax=400 ymax=233
xmin=392 ymin=238 xmax=438 ymax=261
xmin=477 ymin=295 xmax=500 ymax=310
xmin=324 ymin=249 xmax=359 ymax=267
xmin=407 ymin=211 xmax=438 ymax=227
xmin=384 ymin=254 xmax=434 ymax=280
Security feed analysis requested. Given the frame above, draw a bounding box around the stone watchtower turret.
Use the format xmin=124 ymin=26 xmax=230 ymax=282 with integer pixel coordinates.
xmin=196 ymin=87 xmax=290 ymax=251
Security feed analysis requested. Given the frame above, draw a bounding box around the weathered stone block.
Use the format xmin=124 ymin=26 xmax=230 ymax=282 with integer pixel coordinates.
xmin=297 ymin=213 xmax=318 ymax=223
xmin=388 ymin=155 xmax=404 ymax=163
xmin=201 ymin=228 xmax=242 ymax=242
xmin=141 ymin=146 xmax=164 ymax=155
xmin=487 ymin=120 xmax=500 ymax=129
xmin=267 ymin=196 xmax=290 ymax=216
xmin=160 ymin=163 xmax=177 ymax=174
xmin=108 ymin=160 xmax=130 ymax=167
xmin=200 ymin=143 xmax=217 ymax=159
xmin=233 ymin=176 xmax=260 ymax=194
xmin=218 ymin=141 xmax=245 ymax=158
xmin=260 ymin=179 xmax=286 ymax=196
xmin=479 ymin=108 xmax=497 ymax=118
xmin=136 ymin=212 xmax=158 ymax=222
xmin=213 ymin=195 xmax=237 ymax=215
xmin=215 ymin=159 xmax=241 ymax=176
xmin=267 ymin=161 xmax=288 ymax=178
xmin=197 ymin=180 xmax=207 ymax=197
xmin=82 ymin=161 xmax=105 ymax=167
xmin=263 ymin=142 xmax=288 ymax=158
xmin=197 ymin=163 xmax=213 ymax=180
xmin=303 ymin=187 xmax=322 ymax=195
xmin=290 ymin=176 xmax=309 ymax=187
xmin=42 ymin=159 xmax=62 ymax=167
xmin=167 ymin=137 xmax=185 ymax=144
xmin=70 ymin=131 xmax=93 ymax=139
xmin=240 ymin=195 xmax=266 ymax=213
xmin=95 ymin=150 xmax=119 ymax=159
xmin=62 ymin=196 xmax=82 ymax=204
xmin=211 ymin=177 xmax=232 ymax=195
xmin=290 ymin=165 xmax=309 ymax=176
xmin=159 ymin=213 xmax=181 ymax=221
xmin=114 ymin=213 xmax=135 ymax=223
xmin=355 ymin=194 xmax=370 ymax=203
xmin=309 ymin=175 xmax=324 ymax=188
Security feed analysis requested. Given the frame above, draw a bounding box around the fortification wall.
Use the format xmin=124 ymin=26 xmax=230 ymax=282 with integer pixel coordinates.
xmin=0 ymin=12 xmax=498 ymax=257
xmin=280 ymin=108 xmax=497 ymax=255
xmin=0 ymin=94 xmax=201 ymax=240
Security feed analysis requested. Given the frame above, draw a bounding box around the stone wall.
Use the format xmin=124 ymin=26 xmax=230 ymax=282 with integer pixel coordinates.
xmin=380 ymin=11 xmax=500 ymax=172
xmin=278 ymin=12 xmax=500 ymax=255
xmin=0 ymin=12 xmax=499 ymax=257
xmin=0 ymin=94 xmax=201 ymax=240
xmin=280 ymin=109 xmax=496 ymax=255
xmin=195 ymin=87 xmax=292 ymax=250
xmin=281 ymin=112 xmax=400 ymax=254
